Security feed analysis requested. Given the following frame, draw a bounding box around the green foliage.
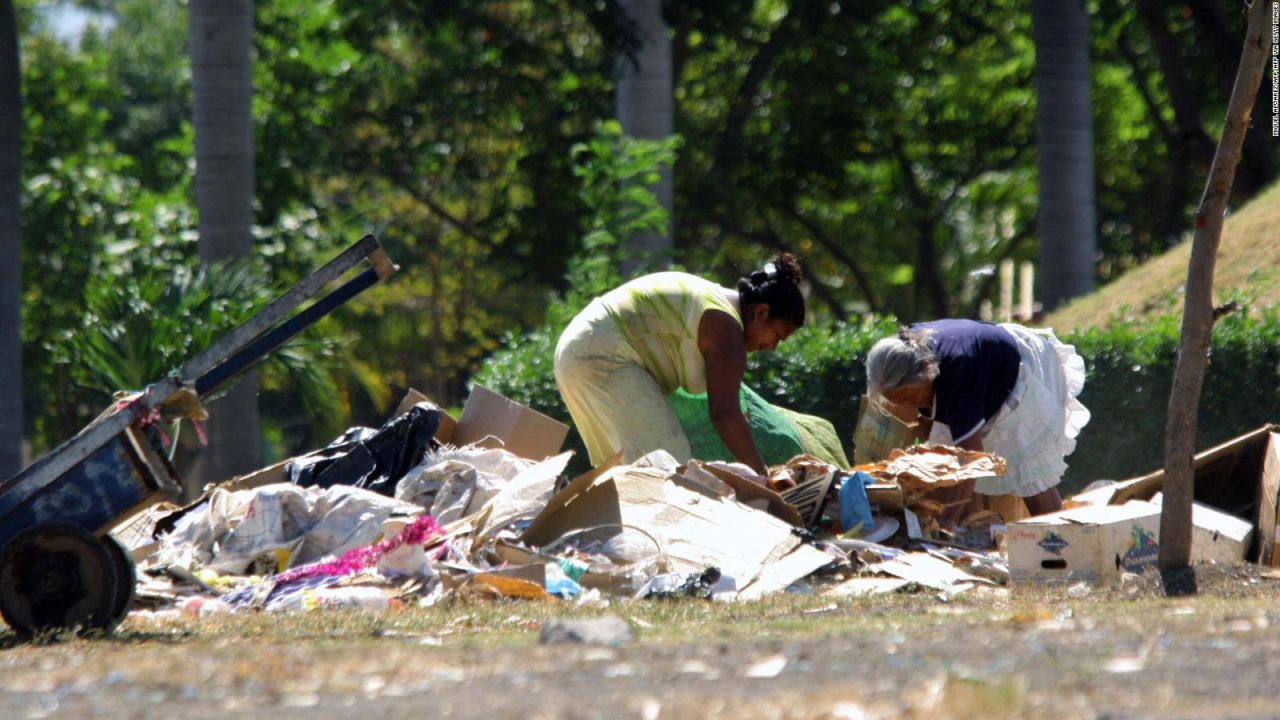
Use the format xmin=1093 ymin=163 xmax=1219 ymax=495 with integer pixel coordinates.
xmin=14 ymin=0 xmax=1278 ymax=469
xmin=52 ymin=259 xmax=352 ymax=452
xmin=552 ymin=122 xmax=681 ymax=326
xmin=1064 ymin=311 xmax=1280 ymax=489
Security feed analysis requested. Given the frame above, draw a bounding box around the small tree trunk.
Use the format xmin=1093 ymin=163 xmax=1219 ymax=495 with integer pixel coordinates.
xmin=1160 ymin=0 xmax=1272 ymax=579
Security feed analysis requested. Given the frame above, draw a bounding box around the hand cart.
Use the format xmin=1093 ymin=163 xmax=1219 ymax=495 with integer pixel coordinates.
xmin=0 ymin=234 xmax=396 ymax=635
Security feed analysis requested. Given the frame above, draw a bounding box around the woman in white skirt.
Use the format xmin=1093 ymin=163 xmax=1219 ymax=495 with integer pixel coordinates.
xmin=865 ymin=319 xmax=1090 ymax=524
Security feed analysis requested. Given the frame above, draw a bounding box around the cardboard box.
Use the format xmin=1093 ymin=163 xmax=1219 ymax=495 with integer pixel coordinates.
xmin=1150 ymin=494 xmax=1254 ymax=565
xmin=1010 ymin=498 xmax=1254 ymax=584
xmin=1106 ymin=424 xmax=1280 ymax=564
xmin=1008 ymin=502 xmax=1161 ymax=583
xmin=397 ymin=385 xmax=569 ymax=461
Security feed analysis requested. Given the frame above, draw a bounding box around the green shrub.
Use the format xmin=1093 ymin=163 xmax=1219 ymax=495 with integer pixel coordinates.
xmin=478 ymin=309 xmax=1280 ymax=493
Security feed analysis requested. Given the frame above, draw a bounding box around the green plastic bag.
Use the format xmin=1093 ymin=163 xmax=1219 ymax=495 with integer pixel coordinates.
xmin=669 ymin=385 xmax=848 ymax=467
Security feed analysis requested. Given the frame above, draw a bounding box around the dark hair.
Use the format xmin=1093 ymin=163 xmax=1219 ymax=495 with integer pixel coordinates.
xmin=736 ymin=253 xmax=806 ymax=327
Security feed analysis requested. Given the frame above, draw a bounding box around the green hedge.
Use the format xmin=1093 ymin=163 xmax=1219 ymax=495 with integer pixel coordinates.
xmin=475 ymin=312 xmax=1280 ymax=493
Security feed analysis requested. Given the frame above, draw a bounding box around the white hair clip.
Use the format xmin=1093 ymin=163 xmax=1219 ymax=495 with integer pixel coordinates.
xmin=763 ymin=262 xmax=778 ymax=280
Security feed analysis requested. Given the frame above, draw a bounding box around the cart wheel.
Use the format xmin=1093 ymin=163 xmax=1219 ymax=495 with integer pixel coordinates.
xmin=0 ymin=523 xmax=120 ymax=637
xmin=100 ymin=534 xmax=136 ymax=626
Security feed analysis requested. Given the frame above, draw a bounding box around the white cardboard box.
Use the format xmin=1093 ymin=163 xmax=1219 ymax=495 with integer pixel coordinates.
xmin=1008 ymin=502 xmax=1161 ymax=583
xmin=1150 ymin=494 xmax=1254 ymax=566
xmin=1010 ymin=499 xmax=1254 ymax=584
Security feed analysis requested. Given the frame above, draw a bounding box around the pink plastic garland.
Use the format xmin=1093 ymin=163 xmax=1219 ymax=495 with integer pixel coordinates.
xmin=272 ymin=515 xmax=444 ymax=585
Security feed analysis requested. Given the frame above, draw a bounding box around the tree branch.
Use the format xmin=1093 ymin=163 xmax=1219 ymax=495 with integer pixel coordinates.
xmin=711 ymin=7 xmax=793 ymax=176
xmin=781 ymin=205 xmax=882 ymax=314
xmin=890 ymin=133 xmax=949 ymax=317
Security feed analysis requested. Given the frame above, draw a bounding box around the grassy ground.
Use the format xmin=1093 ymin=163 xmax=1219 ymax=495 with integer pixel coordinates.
xmin=1044 ymin=181 xmax=1280 ymax=332
xmin=2 ymin=565 xmax=1278 ymax=719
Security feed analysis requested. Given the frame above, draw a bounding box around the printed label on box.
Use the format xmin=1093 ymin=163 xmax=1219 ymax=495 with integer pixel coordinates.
xmin=1120 ymin=525 xmax=1159 ymax=573
xmin=1037 ymin=530 xmax=1069 ymax=555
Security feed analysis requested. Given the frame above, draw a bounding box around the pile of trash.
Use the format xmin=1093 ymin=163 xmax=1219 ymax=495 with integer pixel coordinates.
xmin=116 ymin=392 xmax=1017 ymax=619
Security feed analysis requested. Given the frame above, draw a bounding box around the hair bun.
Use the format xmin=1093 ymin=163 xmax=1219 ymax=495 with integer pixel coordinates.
xmin=771 ymin=252 xmax=803 ymax=285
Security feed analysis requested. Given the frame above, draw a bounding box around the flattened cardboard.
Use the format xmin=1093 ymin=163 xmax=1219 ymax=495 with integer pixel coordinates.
xmin=454 ymin=384 xmax=569 ymax=460
xmin=521 ymin=461 xmax=830 ymax=597
xmin=1008 ymin=502 xmax=1162 ymax=584
xmin=873 ymin=552 xmax=990 ymax=593
xmin=688 ymin=461 xmax=804 ymax=527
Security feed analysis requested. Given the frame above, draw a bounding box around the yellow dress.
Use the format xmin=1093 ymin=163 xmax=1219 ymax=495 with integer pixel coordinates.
xmin=554 ymin=272 xmax=741 ymax=465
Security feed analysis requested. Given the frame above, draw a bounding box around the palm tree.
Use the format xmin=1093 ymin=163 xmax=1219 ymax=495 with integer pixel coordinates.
xmin=188 ymin=0 xmax=259 ymax=488
xmin=1031 ymin=0 xmax=1096 ymax=311
xmin=615 ymin=0 xmax=673 ymax=277
xmin=0 ymin=0 xmax=23 ymax=477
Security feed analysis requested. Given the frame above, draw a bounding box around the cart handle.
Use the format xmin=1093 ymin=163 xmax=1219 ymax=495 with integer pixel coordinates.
xmin=178 ymin=234 xmax=389 ymax=384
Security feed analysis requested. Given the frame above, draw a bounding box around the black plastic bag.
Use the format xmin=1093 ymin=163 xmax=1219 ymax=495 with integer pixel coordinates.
xmin=286 ymin=403 xmax=441 ymax=496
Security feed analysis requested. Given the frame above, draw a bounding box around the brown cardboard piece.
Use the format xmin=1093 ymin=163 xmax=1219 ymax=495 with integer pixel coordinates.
xmin=453 ymin=384 xmax=569 ymax=460
xmin=520 ymin=460 xmax=831 ymax=598
xmin=685 ymin=461 xmax=804 ymax=527
xmin=853 ymin=395 xmax=920 ymax=465
xmin=397 ymin=385 xmax=569 ymax=461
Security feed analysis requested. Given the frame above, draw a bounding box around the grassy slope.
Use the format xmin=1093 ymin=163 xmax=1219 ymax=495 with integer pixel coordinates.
xmin=1045 ymin=181 xmax=1280 ymax=332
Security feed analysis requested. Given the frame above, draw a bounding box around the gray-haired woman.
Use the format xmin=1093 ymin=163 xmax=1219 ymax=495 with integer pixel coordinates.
xmin=865 ymin=318 xmax=1090 ymax=525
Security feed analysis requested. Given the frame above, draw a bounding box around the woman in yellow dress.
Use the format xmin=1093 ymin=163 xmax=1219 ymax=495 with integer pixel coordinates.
xmin=554 ymin=254 xmax=806 ymax=474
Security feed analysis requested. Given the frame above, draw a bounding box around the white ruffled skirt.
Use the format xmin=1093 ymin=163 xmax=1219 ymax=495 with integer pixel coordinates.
xmin=928 ymin=324 xmax=1091 ymax=497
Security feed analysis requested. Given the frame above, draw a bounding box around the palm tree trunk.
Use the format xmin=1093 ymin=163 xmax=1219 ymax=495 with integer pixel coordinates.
xmin=1031 ymin=0 xmax=1097 ymax=311
xmin=0 ymin=0 xmax=23 ymax=477
xmin=189 ymin=0 xmax=259 ymax=489
xmin=616 ymin=0 xmax=673 ymax=277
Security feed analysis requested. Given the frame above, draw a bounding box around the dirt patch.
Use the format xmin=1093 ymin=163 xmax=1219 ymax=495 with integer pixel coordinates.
xmin=1 ymin=565 xmax=1278 ymax=719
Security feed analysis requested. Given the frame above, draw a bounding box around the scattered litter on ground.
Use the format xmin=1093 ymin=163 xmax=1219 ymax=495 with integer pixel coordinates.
xmin=92 ymin=390 xmax=1274 ymax=632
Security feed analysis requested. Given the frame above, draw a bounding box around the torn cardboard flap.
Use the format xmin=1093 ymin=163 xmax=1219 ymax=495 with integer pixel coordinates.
xmin=684 ymin=461 xmax=804 ymax=527
xmin=853 ymin=394 xmax=919 ymax=465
